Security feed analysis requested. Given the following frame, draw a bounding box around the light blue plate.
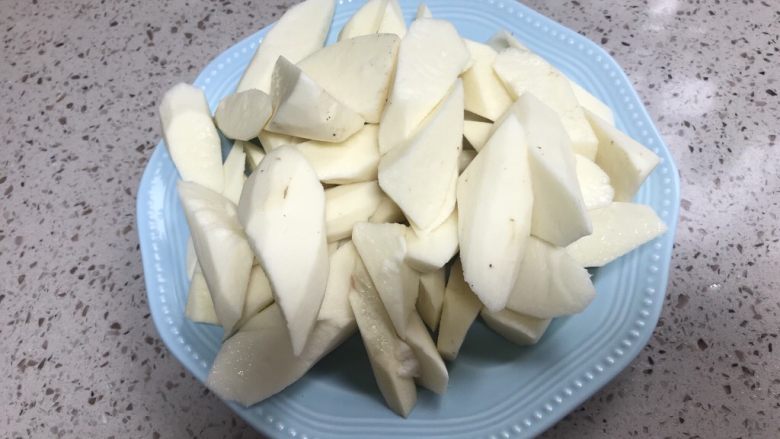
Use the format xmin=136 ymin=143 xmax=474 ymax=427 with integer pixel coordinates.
xmin=137 ymin=1 xmax=681 ymax=437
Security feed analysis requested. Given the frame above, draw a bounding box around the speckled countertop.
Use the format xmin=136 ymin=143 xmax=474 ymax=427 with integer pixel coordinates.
xmin=1 ymin=0 xmax=778 ymax=437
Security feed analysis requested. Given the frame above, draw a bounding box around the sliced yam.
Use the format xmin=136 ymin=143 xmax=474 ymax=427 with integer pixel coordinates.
xmin=481 ymin=308 xmax=551 ymax=346
xmin=267 ymin=57 xmax=365 ymax=143
xmin=207 ymin=299 xmax=356 ymax=406
xmin=416 ymin=268 xmax=446 ymax=331
xmin=416 ymin=3 xmax=432 ymax=18
xmin=512 ymin=93 xmax=591 ymax=246
xmin=298 ymin=34 xmax=400 ymax=123
xmin=462 ymin=39 xmax=513 ymax=121
xmin=214 ymin=89 xmax=273 ymax=141
xmin=238 ymin=146 xmax=329 ymax=355
xmin=241 ymin=140 xmax=266 ymax=171
xmin=258 ymin=130 xmax=302 ymax=151
xmin=350 ymin=258 xmax=418 ymax=417
xmin=463 ymin=119 xmax=492 ymax=152
xmin=378 ymin=18 xmax=470 ymax=154
xmin=569 ymin=81 xmax=614 ymax=126
xmin=160 ymin=83 xmax=224 ymax=193
xmin=505 ymin=237 xmax=595 ymax=319
xmin=575 ymin=154 xmax=614 ymax=210
xmin=405 ymin=210 xmax=458 ymax=273
xmin=378 ymin=80 xmax=463 ymax=231
xmin=208 ymin=305 xmax=295 ymax=405
xmin=409 ymin=169 xmax=457 ymax=234
xmin=437 ymin=258 xmax=482 ymax=360
xmin=178 ymin=182 xmax=253 ymax=335
xmin=321 ymin=242 xmax=358 ymax=326
xmin=240 ymin=264 xmax=274 ymax=321
xmin=458 ymin=147 xmax=476 ymax=174
xmin=585 ymin=110 xmax=660 ymax=201
xmin=405 ymin=312 xmax=448 ymax=394
xmin=493 ymin=47 xmax=598 ymax=160
xmin=295 ymin=124 xmax=380 ymax=184
xmin=487 ymin=30 xmax=528 ymax=52
xmin=222 ymin=142 xmax=247 ymax=205
xmin=457 ymin=114 xmax=533 ymax=312
xmin=369 ymin=194 xmax=405 ymax=224
xmin=377 ymin=0 xmax=407 ymax=37
xmin=325 ymin=181 xmax=384 ymax=242
xmin=186 ymin=237 xmax=197 ymax=279
xmin=338 ymin=0 xmax=387 ymax=41
xmin=464 ymin=111 xmax=489 ymax=122
xmin=567 ymin=202 xmax=667 ymax=267
xmin=352 ymin=222 xmax=419 ymax=339
xmin=237 ymin=0 xmax=335 ymax=93
xmin=185 ymin=266 xmax=219 ymax=325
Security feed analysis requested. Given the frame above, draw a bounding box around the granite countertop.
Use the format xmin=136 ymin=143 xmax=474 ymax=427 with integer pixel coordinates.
xmin=1 ymin=0 xmax=778 ymax=437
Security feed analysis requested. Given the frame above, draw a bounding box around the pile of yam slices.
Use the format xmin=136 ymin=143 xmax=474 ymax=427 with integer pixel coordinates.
xmin=159 ymin=0 xmax=667 ymax=417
